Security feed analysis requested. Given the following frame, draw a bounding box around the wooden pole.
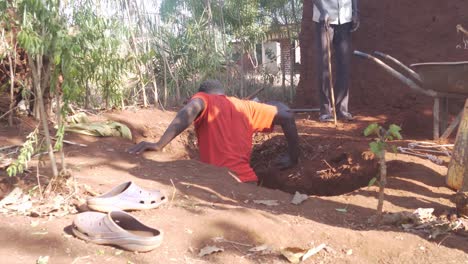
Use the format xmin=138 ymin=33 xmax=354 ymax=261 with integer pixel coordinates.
xmin=441 ymin=109 xmax=463 ymax=139
xmin=448 ymin=99 xmax=468 ymax=217
xmin=324 ymin=22 xmax=338 ymax=126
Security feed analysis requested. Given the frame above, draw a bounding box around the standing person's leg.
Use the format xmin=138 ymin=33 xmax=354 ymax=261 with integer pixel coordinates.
xmin=333 ymin=22 xmax=353 ymax=119
xmin=315 ymin=22 xmax=334 ymax=121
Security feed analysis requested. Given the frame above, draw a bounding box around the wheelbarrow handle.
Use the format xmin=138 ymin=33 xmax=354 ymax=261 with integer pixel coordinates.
xmin=373 ymin=51 xmax=423 ymax=84
xmin=353 ymin=50 xmax=437 ymax=97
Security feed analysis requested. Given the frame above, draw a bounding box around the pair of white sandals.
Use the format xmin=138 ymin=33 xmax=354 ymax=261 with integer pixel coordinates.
xmin=72 ymin=181 xmax=167 ymax=252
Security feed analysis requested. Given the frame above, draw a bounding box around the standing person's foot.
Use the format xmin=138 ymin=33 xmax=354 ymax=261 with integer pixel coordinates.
xmin=338 ymin=112 xmax=354 ymax=121
xmin=319 ymin=114 xmax=334 ymax=122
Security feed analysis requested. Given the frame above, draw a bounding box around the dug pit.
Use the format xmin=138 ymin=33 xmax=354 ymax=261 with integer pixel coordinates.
xmin=251 ymin=135 xmax=378 ymax=196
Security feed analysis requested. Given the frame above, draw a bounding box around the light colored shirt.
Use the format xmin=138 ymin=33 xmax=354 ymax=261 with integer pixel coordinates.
xmin=313 ymin=0 xmax=353 ymax=25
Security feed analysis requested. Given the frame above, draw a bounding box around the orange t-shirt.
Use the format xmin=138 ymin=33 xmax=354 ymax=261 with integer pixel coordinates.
xmin=191 ymin=92 xmax=278 ymax=182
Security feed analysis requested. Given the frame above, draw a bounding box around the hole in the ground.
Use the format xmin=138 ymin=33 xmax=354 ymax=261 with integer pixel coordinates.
xmin=252 ymin=135 xmax=378 ymax=196
xmin=153 ymin=128 xmax=378 ymax=196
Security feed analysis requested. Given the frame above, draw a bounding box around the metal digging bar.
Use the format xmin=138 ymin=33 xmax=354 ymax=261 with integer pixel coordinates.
xmin=353 ymin=50 xmax=437 ymax=97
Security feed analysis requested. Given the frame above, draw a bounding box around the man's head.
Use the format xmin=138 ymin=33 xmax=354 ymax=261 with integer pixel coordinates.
xmin=198 ymin=79 xmax=225 ymax=95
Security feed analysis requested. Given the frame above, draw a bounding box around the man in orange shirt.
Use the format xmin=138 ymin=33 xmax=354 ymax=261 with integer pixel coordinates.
xmin=128 ymin=79 xmax=299 ymax=183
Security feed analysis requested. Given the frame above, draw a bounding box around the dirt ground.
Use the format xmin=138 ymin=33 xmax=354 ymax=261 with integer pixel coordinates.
xmin=1 ymin=0 xmax=468 ymax=263
xmin=0 ymin=106 xmax=467 ymax=264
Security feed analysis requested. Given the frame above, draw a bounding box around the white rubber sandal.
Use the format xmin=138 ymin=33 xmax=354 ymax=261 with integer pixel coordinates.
xmin=87 ymin=181 xmax=167 ymax=213
xmin=72 ymin=211 xmax=163 ymax=252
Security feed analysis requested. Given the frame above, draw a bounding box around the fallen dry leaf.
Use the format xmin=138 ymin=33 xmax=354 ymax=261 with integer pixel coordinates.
xmin=36 ymin=255 xmax=49 ymax=264
xmin=291 ymin=192 xmax=308 ymax=205
xmin=301 ymin=243 xmax=326 ymax=261
xmin=281 ymin=247 xmax=307 ymax=263
xmin=253 ymin=200 xmax=279 ymax=206
xmin=198 ymin=245 xmax=224 ymax=257
xmin=281 ymin=244 xmax=327 ymax=263
xmin=335 ymin=208 xmax=347 ymax=213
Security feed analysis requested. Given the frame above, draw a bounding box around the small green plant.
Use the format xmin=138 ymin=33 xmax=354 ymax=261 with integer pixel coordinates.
xmin=364 ymin=123 xmax=402 ymax=224
xmin=7 ymin=127 xmax=39 ymax=177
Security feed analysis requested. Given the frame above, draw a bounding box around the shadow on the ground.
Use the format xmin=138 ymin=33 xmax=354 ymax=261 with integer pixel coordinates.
xmin=57 ymin=113 xmax=466 ymax=255
xmin=0 ymin=110 xmax=465 ymax=260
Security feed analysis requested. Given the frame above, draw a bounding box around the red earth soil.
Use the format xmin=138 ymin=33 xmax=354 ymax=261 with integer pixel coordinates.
xmin=1 ymin=1 xmax=468 ymax=263
xmin=296 ymin=0 xmax=468 ymax=139
xmin=1 ymin=107 xmax=467 ymax=263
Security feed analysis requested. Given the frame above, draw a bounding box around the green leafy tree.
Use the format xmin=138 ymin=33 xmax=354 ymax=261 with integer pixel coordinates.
xmin=16 ymin=0 xmax=66 ymax=178
xmin=8 ymin=0 xmax=131 ymax=177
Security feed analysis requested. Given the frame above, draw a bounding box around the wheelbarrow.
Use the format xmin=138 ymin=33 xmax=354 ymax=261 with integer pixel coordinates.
xmin=354 ymin=50 xmax=468 ymax=139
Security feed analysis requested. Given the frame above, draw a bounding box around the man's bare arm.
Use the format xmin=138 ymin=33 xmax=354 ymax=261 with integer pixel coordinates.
xmin=128 ymin=98 xmax=205 ymax=154
xmin=272 ymin=103 xmax=299 ymax=169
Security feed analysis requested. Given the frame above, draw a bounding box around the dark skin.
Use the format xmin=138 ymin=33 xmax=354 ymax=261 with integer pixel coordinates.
xmin=128 ymin=90 xmax=299 ymax=170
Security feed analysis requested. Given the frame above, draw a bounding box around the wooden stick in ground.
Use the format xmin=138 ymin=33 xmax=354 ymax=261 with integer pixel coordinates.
xmin=324 ymin=22 xmax=338 ymax=126
xmin=441 ymin=110 xmax=463 ymax=139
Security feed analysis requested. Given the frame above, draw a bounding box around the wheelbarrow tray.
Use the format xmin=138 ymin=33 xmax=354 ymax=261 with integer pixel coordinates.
xmin=354 ymin=50 xmax=468 ymax=139
xmin=410 ymin=61 xmax=468 ymax=95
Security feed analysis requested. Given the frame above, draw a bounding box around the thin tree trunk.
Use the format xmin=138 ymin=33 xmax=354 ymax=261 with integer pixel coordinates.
xmin=290 ymin=41 xmax=295 ymax=102
xmin=240 ymin=40 xmax=246 ymax=98
xmin=282 ymin=9 xmax=291 ymax=100
xmin=162 ymin=51 xmax=180 ymax=102
xmin=240 ymin=51 xmax=245 ymax=98
xmin=204 ymin=0 xmax=217 ymax=52
xmin=105 ymin=81 xmax=109 ymax=109
xmin=152 ymin=74 xmax=159 ymax=106
xmin=281 ymin=46 xmax=286 ymax=98
xmin=174 ymin=67 xmax=181 ymax=103
xmin=219 ymin=1 xmax=227 ymax=59
xmin=163 ymin=55 xmax=168 ymax=106
xmin=290 ymin=0 xmax=300 ymax=28
xmin=29 ymin=54 xmax=58 ymax=178
xmin=40 ymin=57 xmax=52 ymax=117
xmin=375 ymin=150 xmax=387 ymax=225
xmin=290 ymin=0 xmax=300 ymax=100
xmin=85 ymin=80 xmax=90 ymax=109
xmin=7 ymin=45 xmax=15 ymax=126
xmin=56 ymin=92 xmax=66 ymax=172
xmin=125 ymin=0 xmax=148 ymax=108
